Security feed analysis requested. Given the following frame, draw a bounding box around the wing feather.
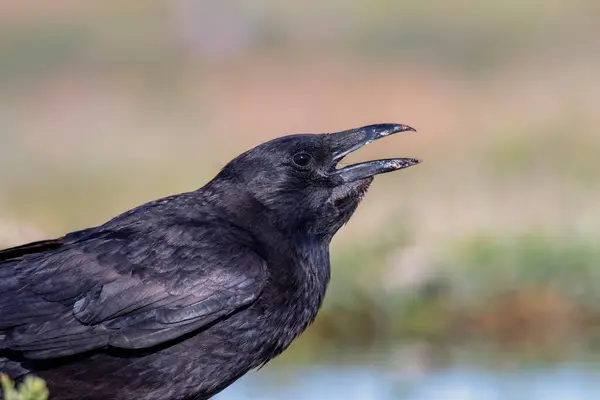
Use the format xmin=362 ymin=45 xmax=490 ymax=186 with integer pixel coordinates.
xmin=0 ymin=220 xmax=267 ymax=359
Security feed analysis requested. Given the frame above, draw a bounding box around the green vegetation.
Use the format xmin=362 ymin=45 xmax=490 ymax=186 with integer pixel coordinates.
xmin=276 ymin=231 xmax=600 ymax=364
xmin=0 ymin=375 xmax=48 ymax=400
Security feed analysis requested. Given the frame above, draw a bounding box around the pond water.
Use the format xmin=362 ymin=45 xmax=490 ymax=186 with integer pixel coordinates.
xmin=215 ymin=343 xmax=600 ymax=400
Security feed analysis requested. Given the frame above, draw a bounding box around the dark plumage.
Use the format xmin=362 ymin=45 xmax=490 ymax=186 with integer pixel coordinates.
xmin=0 ymin=123 xmax=420 ymax=400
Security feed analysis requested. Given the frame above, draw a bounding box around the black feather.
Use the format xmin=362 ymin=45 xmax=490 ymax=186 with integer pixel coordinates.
xmin=0 ymin=123 xmax=419 ymax=400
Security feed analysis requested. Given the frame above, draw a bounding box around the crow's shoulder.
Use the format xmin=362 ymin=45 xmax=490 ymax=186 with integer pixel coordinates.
xmin=0 ymin=193 xmax=268 ymax=358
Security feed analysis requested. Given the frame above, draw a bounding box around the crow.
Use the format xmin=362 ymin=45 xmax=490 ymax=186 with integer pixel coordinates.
xmin=0 ymin=123 xmax=420 ymax=400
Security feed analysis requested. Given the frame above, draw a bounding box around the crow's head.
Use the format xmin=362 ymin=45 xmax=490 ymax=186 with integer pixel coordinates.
xmin=214 ymin=124 xmax=420 ymax=240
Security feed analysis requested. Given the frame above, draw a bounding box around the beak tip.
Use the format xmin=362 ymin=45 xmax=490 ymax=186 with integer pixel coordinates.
xmin=398 ymin=124 xmax=417 ymax=133
xmin=397 ymin=158 xmax=422 ymax=169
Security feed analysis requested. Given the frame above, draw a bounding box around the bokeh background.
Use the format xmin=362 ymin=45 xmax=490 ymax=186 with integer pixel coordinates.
xmin=1 ymin=1 xmax=600 ymax=399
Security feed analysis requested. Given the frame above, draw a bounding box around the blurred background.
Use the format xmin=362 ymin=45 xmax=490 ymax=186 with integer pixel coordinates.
xmin=1 ymin=0 xmax=600 ymax=399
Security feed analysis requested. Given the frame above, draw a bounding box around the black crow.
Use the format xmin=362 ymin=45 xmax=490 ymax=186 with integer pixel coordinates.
xmin=0 ymin=123 xmax=420 ymax=400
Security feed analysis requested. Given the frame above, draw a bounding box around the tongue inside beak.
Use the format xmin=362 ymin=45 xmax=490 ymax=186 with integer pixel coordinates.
xmin=328 ymin=123 xmax=421 ymax=183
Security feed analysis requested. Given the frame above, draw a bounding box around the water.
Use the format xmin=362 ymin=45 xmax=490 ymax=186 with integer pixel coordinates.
xmin=215 ymin=344 xmax=600 ymax=400
xmin=216 ymin=364 xmax=600 ymax=400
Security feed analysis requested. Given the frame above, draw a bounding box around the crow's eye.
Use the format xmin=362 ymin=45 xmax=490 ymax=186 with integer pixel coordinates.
xmin=292 ymin=152 xmax=313 ymax=168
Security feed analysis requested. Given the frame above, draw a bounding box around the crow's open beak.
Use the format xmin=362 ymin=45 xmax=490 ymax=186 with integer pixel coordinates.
xmin=328 ymin=123 xmax=421 ymax=183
